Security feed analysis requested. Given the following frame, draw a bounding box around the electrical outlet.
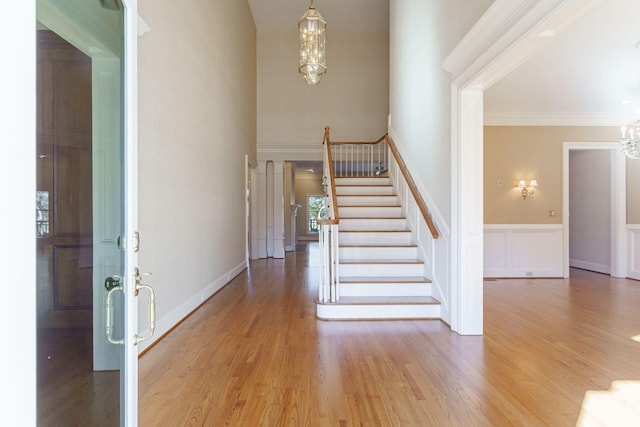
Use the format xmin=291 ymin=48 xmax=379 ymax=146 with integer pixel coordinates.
xmin=548 ymin=210 xmax=556 ymax=217
xmin=525 ymin=271 xmax=533 ymax=277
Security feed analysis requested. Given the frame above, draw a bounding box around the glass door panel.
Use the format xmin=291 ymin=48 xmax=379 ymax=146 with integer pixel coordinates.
xmin=36 ymin=1 xmax=128 ymax=425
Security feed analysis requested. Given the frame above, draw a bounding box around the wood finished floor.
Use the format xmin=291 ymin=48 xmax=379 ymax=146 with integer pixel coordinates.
xmin=139 ymin=244 xmax=640 ymax=426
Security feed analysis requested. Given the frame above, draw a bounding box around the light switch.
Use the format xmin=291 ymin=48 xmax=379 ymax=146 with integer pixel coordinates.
xmin=497 ymin=179 xmax=503 ymax=188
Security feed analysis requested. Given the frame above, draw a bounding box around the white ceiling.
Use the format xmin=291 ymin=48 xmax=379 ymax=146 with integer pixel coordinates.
xmin=485 ymin=0 xmax=640 ymax=126
xmin=249 ymin=0 xmax=640 ymax=127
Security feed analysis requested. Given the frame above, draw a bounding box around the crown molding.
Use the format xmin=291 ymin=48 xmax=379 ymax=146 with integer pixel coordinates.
xmin=443 ymin=0 xmax=603 ymax=89
xmin=257 ymin=143 xmax=323 ymax=162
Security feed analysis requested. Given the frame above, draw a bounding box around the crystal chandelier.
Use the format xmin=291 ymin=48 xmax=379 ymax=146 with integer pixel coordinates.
xmin=620 ymin=120 xmax=640 ymax=159
xmin=298 ymin=0 xmax=326 ymax=85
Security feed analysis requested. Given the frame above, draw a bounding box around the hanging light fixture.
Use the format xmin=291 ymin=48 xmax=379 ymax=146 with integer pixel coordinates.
xmin=620 ymin=120 xmax=640 ymax=159
xmin=298 ymin=0 xmax=327 ymax=85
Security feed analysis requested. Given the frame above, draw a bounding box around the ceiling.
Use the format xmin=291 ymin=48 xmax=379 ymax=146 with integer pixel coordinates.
xmin=484 ymin=0 xmax=640 ymax=126
xmin=249 ymin=0 xmax=640 ymax=127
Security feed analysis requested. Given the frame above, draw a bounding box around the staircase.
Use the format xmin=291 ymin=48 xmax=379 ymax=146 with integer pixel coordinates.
xmin=316 ymin=176 xmax=441 ymax=320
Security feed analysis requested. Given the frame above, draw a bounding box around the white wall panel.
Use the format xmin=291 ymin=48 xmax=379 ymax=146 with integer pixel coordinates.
xmin=484 ymin=225 xmax=563 ymax=277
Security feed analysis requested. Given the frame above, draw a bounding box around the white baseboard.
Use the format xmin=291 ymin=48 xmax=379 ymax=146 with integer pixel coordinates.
xmin=569 ymin=259 xmax=610 ymax=274
xmin=137 ymin=260 xmax=247 ymax=354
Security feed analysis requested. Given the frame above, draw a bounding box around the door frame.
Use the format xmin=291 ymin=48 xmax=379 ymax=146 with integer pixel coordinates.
xmin=1 ymin=2 xmax=37 ymax=424
xmin=122 ymin=1 xmax=140 ymax=425
xmin=562 ymin=142 xmax=626 ymax=278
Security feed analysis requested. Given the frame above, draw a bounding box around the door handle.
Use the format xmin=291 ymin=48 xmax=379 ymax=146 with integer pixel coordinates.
xmin=104 ymin=275 xmax=124 ymax=344
xmin=134 ymin=267 xmax=156 ymax=345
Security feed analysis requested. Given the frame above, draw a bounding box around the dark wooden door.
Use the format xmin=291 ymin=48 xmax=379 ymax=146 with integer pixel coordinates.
xmin=36 ymin=30 xmax=93 ymax=329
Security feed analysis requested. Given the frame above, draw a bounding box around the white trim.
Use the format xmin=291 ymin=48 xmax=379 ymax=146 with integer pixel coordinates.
xmin=485 ymin=224 xmax=563 ymax=230
xmin=627 ymin=225 xmax=640 ymax=280
xmin=1 ymin=1 xmax=36 ymax=424
xmin=122 ymin=1 xmax=139 ymax=425
xmin=569 ymin=259 xmax=610 ymax=274
xmin=257 ymin=143 xmax=323 ymax=162
xmin=561 ymin=142 xmax=626 ymax=278
xmin=484 ymin=112 xmax=626 ymax=127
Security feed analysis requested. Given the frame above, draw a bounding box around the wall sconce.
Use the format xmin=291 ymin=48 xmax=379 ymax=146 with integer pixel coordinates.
xmin=518 ymin=179 xmax=537 ymax=199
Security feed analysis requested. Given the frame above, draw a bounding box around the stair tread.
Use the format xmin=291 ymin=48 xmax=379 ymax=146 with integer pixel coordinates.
xmin=340 ymin=244 xmax=418 ymax=248
xmin=338 ymin=203 xmax=402 ymax=209
xmin=319 ymin=296 xmax=439 ymax=305
xmin=340 ymin=217 xmax=407 ymax=220
xmin=336 ymin=182 xmax=393 ymax=187
xmin=340 ymin=276 xmax=431 ymax=283
xmin=339 ymin=229 xmax=411 ymax=233
xmin=340 ymin=259 xmax=424 ymax=264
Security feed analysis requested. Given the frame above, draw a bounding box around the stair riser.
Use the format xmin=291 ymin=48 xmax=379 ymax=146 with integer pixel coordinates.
xmin=339 ymin=218 xmax=407 ymax=231
xmin=339 ymin=206 xmax=403 ymax=218
xmin=340 ymin=282 xmax=432 ymax=297
xmin=336 ymin=186 xmax=395 ymax=196
xmin=339 ymin=246 xmax=418 ymax=260
xmin=338 ymin=195 xmax=398 ymax=206
xmin=335 ymin=177 xmax=390 ymax=186
xmin=340 ymin=263 xmax=424 ymax=277
xmin=339 ymin=232 xmax=413 ymax=245
xmin=317 ymin=303 xmax=441 ymax=320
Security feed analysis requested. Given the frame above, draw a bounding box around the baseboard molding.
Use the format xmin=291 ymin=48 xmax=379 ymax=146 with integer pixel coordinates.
xmin=569 ymin=259 xmax=610 ymax=274
xmin=137 ymin=260 xmax=247 ymax=354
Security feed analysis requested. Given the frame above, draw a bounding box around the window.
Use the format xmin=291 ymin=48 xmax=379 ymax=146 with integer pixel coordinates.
xmin=307 ymin=195 xmax=325 ymax=233
xmin=36 ymin=190 xmax=50 ymax=238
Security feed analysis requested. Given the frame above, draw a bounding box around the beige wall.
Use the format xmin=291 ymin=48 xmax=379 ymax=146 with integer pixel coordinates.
xmin=294 ymin=172 xmax=323 ymax=240
xmin=484 ymin=126 xmax=619 ymax=224
xmin=138 ymin=0 xmax=256 ymax=331
xmin=389 ymin=0 xmax=493 ymax=227
xmin=257 ymin=30 xmax=389 ymax=145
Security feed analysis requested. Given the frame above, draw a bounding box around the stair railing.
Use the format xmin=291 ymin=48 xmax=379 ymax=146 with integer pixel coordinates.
xmin=318 ymin=126 xmax=340 ymax=303
xmin=326 ymin=128 xmax=438 ymax=239
xmin=330 ymin=135 xmax=389 ymax=177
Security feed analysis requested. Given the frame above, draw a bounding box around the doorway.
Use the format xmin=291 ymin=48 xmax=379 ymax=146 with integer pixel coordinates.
xmin=562 ymin=142 xmax=626 ymax=278
xmin=569 ymin=150 xmax=611 ymax=274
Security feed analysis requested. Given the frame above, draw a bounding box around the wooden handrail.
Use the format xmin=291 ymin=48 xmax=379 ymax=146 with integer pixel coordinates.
xmin=384 ymin=134 xmax=439 ymax=239
xmin=324 ymin=126 xmax=340 ymax=223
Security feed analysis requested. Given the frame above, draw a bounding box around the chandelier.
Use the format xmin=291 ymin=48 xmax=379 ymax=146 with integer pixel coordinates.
xmin=298 ymin=0 xmax=326 ymax=85
xmin=620 ymin=120 xmax=640 ymax=159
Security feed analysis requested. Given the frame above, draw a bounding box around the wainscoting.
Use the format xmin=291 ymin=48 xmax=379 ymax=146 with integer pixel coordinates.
xmin=484 ymin=224 xmax=563 ymax=278
xmin=627 ymin=225 xmax=640 ymax=280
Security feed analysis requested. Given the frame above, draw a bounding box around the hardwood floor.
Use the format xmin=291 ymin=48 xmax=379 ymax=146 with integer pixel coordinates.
xmin=139 ymin=244 xmax=640 ymax=426
xmin=37 ymin=328 xmax=119 ymax=426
